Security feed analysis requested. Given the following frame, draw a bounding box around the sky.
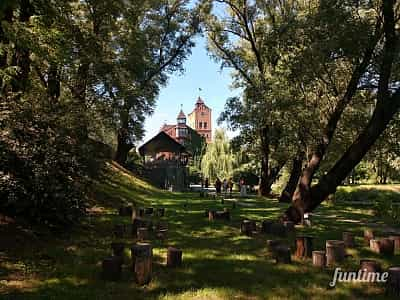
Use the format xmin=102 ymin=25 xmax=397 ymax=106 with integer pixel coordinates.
xmin=141 ymin=36 xmax=241 ymax=144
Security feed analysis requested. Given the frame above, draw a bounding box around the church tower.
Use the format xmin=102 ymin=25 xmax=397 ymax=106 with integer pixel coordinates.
xmin=188 ymin=97 xmax=212 ymax=143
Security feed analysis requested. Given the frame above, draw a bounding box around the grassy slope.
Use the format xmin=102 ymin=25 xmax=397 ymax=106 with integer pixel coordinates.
xmin=1 ymin=161 xmax=400 ymax=300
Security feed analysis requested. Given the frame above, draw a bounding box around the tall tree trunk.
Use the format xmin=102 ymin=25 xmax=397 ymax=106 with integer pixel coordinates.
xmin=279 ymin=151 xmax=304 ymax=203
xmin=258 ymin=126 xmax=270 ymax=196
xmin=115 ymin=111 xmax=134 ymax=165
xmin=283 ymin=0 xmax=398 ymax=223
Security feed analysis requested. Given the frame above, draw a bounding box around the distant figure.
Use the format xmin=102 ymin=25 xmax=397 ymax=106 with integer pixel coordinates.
xmin=215 ymin=178 xmax=222 ymax=195
xmin=222 ymin=178 xmax=228 ymax=196
xmin=240 ymin=177 xmax=246 ymax=197
xmin=228 ymin=178 xmax=233 ymax=196
xmin=205 ymin=178 xmax=209 ymax=189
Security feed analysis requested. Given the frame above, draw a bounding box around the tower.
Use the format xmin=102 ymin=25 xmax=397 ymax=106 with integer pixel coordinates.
xmin=188 ymin=97 xmax=212 ymax=143
xmin=175 ymin=108 xmax=188 ymax=143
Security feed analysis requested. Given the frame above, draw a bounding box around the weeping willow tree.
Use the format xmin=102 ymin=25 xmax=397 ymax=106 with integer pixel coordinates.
xmin=201 ymin=129 xmax=236 ymax=181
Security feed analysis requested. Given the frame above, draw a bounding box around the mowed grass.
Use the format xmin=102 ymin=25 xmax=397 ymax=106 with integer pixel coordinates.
xmin=1 ymin=162 xmax=400 ymax=300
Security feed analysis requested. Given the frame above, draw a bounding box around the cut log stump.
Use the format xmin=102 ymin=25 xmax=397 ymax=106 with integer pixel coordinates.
xmin=131 ymin=243 xmax=152 ymax=285
xmin=145 ymin=207 xmax=154 ymax=215
xmin=113 ymin=224 xmax=125 ymax=238
xmin=241 ymin=220 xmax=253 ymax=236
xmin=137 ymin=227 xmax=149 ymax=241
xmin=261 ymin=220 xmax=274 ymax=234
xmin=326 ymin=240 xmax=345 ymax=266
xmin=156 ymin=229 xmax=168 ymax=240
xmin=312 ymin=251 xmax=326 ymax=267
xmin=387 ymin=267 xmax=400 ymax=297
xmin=273 ymin=246 xmax=291 ymax=264
xmin=156 ymin=208 xmax=165 ymax=217
xmin=370 ymin=238 xmax=394 ymax=256
xmin=119 ymin=205 xmax=133 ymax=217
xmin=283 ymin=221 xmax=295 ymax=233
xmin=101 ymin=256 xmax=122 ymax=281
xmin=389 ymin=235 xmax=400 ymax=253
xmin=295 ymin=236 xmax=313 ymax=258
xmin=359 ymin=259 xmax=381 ymax=273
xmin=167 ymin=247 xmax=182 ymax=267
xmin=364 ymin=229 xmax=374 ymax=245
xmin=111 ymin=242 xmax=125 ymax=258
xmin=343 ymin=231 xmax=355 ymax=248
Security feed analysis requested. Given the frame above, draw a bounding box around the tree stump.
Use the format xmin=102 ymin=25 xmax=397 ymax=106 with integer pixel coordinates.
xmin=274 ymin=246 xmax=291 ymax=264
xmin=387 ymin=267 xmax=400 ymax=297
xmin=111 ymin=242 xmax=125 ymax=257
xmin=359 ymin=259 xmax=381 ymax=273
xmin=295 ymin=236 xmax=313 ymax=258
xmin=389 ymin=235 xmax=400 ymax=253
xmin=241 ymin=220 xmax=253 ymax=236
xmin=167 ymin=247 xmax=182 ymax=267
xmin=326 ymin=240 xmax=345 ymax=266
xmin=283 ymin=221 xmax=295 ymax=233
xmin=131 ymin=243 xmax=152 ymax=285
xmin=364 ymin=229 xmax=374 ymax=244
xmin=145 ymin=207 xmax=154 ymax=215
xmin=101 ymin=256 xmax=122 ymax=281
xmin=119 ymin=205 xmax=133 ymax=217
xmin=137 ymin=227 xmax=149 ymax=241
xmin=370 ymin=238 xmax=394 ymax=256
xmin=343 ymin=231 xmax=355 ymax=248
xmin=312 ymin=251 xmax=326 ymax=267
xmin=208 ymin=210 xmax=216 ymax=221
xmin=156 ymin=208 xmax=165 ymax=217
xmin=270 ymin=223 xmax=287 ymax=236
xmin=215 ymin=210 xmax=230 ymax=221
xmin=113 ymin=224 xmax=125 ymax=238
xmin=266 ymin=240 xmax=282 ymax=253
xmin=156 ymin=229 xmax=168 ymax=240
xmin=261 ymin=220 xmax=274 ymax=234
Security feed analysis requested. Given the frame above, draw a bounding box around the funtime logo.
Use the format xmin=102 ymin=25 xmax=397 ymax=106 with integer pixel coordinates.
xmin=329 ymin=267 xmax=389 ymax=287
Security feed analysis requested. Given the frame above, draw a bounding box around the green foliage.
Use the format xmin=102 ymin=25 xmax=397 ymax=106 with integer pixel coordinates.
xmin=200 ymin=129 xmax=236 ymax=181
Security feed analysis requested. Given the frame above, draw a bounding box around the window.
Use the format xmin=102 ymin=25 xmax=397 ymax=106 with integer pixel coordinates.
xmin=177 ymin=118 xmax=186 ymax=124
xmin=199 ymin=122 xmax=202 ymax=129
xmin=204 ymin=122 xmax=207 ymax=129
xmin=176 ymin=127 xmax=187 ymax=137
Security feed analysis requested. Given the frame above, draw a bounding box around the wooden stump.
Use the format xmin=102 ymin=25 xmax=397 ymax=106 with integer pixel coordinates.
xmin=343 ymin=231 xmax=355 ymax=248
xmin=295 ymin=236 xmax=313 ymax=258
xmin=137 ymin=227 xmax=149 ymax=241
xmin=167 ymin=247 xmax=182 ymax=267
xmin=312 ymin=251 xmax=326 ymax=267
xmin=389 ymin=235 xmax=400 ymax=253
xmin=145 ymin=207 xmax=154 ymax=215
xmin=370 ymin=238 xmax=394 ymax=256
xmin=387 ymin=267 xmax=400 ymax=297
xmin=266 ymin=240 xmax=282 ymax=253
xmin=119 ymin=205 xmax=133 ymax=217
xmin=283 ymin=221 xmax=295 ymax=233
xmin=156 ymin=229 xmax=168 ymax=240
xmin=113 ymin=224 xmax=125 ymax=238
xmin=111 ymin=242 xmax=125 ymax=257
xmin=156 ymin=208 xmax=165 ymax=217
xmin=132 ymin=218 xmax=152 ymax=235
xmin=101 ymin=256 xmax=122 ymax=281
xmin=326 ymin=240 xmax=345 ymax=266
xmin=131 ymin=243 xmax=152 ymax=285
xmin=241 ymin=220 xmax=253 ymax=236
xmin=208 ymin=210 xmax=216 ymax=221
xmin=274 ymin=246 xmax=291 ymax=264
xmin=359 ymin=259 xmax=381 ymax=273
xmin=261 ymin=220 xmax=274 ymax=234
xmin=364 ymin=229 xmax=374 ymax=244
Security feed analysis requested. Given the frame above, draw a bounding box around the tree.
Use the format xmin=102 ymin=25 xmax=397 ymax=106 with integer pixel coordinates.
xmin=284 ymin=0 xmax=400 ymax=223
xmin=201 ymin=129 xmax=236 ymax=181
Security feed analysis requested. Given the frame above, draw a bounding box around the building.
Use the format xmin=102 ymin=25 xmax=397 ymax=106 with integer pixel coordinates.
xmin=188 ymin=97 xmax=212 ymax=143
xmin=160 ymin=109 xmax=189 ymax=145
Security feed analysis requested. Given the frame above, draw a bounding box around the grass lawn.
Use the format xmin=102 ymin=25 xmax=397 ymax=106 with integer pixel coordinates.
xmin=1 ymin=161 xmax=400 ymax=300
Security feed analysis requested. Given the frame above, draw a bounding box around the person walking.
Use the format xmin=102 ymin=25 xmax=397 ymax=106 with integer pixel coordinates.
xmin=240 ymin=177 xmax=246 ymax=197
xmin=228 ymin=178 xmax=233 ymax=197
xmin=215 ymin=178 xmax=222 ymax=195
xmin=222 ymin=178 xmax=228 ymax=197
